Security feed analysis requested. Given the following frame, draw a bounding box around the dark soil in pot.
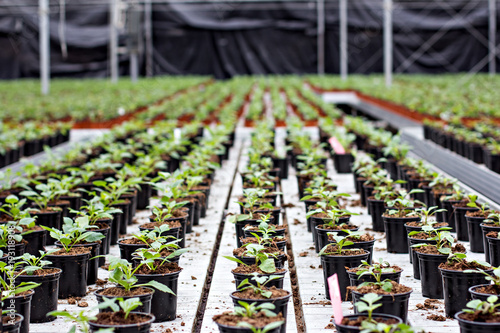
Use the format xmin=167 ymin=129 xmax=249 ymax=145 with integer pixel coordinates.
xmin=230 ymin=288 xmax=291 ymax=333
xmin=326 ymin=233 xmax=374 ymax=263
xmin=233 ymin=247 xmax=287 ymax=270
xmin=335 ymin=314 xmax=402 ymax=333
xmin=469 ymin=284 xmax=500 ymax=303
xmin=4 ymin=290 xmax=33 ymax=333
xmin=1 ymin=314 xmax=24 ymax=333
xmin=15 ymin=268 xmax=62 ymax=323
xmin=351 ymin=281 xmax=413 ymax=323
xmin=89 ymin=311 xmax=155 ymax=333
xmin=46 ymin=247 xmax=91 ymax=298
xmin=234 ymin=214 xmax=275 ymax=248
xmin=347 ymin=266 xmax=402 ymax=287
xmin=481 ymin=223 xmax=500 ymax=263
xmin=243 ymin=224 xmax=286 ymax=239
xmin=95 ymin=287 xmax=154 ymax=314
xmin=213 ymin=311 xmax=284 ymax=333
xmin=455 ymin=310 xmax=500 ymax=333
xmin=240 ymin=237 xmax=286 ymax=251
xmin=133 ymin=262 xmax=182 ymax=322
xmin=232 ymin=265 xmax=287 ymax=289
xmin=118 ymin=238 xmax=150 ymax=262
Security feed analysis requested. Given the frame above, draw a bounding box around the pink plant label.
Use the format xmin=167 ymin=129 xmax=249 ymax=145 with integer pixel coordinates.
xmin=328 ymin=137 xmax=346 ymax=154
xmin=327 ymin=273 xmax=344 ymax=324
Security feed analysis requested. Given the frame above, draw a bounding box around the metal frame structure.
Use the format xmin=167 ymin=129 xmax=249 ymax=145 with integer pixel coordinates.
xmin=11 ymin=0 xmax=500 ymax=93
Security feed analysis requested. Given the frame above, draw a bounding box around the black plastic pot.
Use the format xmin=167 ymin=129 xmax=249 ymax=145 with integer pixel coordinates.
xmin=5 ymin=290 xmax=33 ymax=333
xmin=321 ymin=251 xmax=370 ymax=300
xmin=441 ymin=198 xmax=460 ymax=230
xmin=59 ymin=194 xmax=82 ymax=218
xmin=22 ymin=228 xmax=46 ymax=256
xmin=93 ymin=223 xmax=111 ymax=267
xmin=106 ymin=213 xmax=120 ymax=246
xmin=136 ymin=183 xmax=152 ymax=210
xmin=314 ymin=223 xmax=357 ymax=253
xmin=232 ymin=270 xmax=287 ymax=290
xmin=347 ymin=270 xmax=401 ymax=287
xmin=134 ymin=270 xmax=181 ymax=322
xmin=1 ymin=242 xmax=26 ymax=261
xmin=469 ymin=284 xmax=500 ymax=303
xmin=487 ymin=235 xmax=500 ymax=266
xmin=454 ymin=206 xmax=479 ymax=241
xmin=15 ymin=268 xmax=61 ymax=323
xmin=367 ymin=198 xmax=385 ymax=232
xmin=333 ymin=153 xmax=354 ymax=174
xmin=118 ymin=239 xmax=149 ymax=262
xmin=484 ymin=150 xmax=500 ymax=174
xmin=273 ymin=156 xmax=289 ymax=179
xmin=455 ymin=310 xmax=500 ymax=333
xmin=408 ymin=238 xmax=437 ymax=280
xmin=327 ymin=237 xmax=375 ymax=263
xmin=88 ymin=312 xmax=155 ymax=333
xmin=383 ymin=216 xmax=420 ymax=253
xmin=334 ymin=314 xmax=402 ymax=333
xmin=352 ymin=289 xmax=412 ymax=323
xmin=362 ymin=184 xmax=375 ymax=215
xmin=303 ymin=199 xmax=319 ymax=232
xmin=113 ymin=201 xmax=131 ymax=236
xmin=416 ymin=251 xmax=448 ymax=298
xmin=32 ymin=209 xmax=61 ymax=245
xmin=439 ymin=267 xmax=491 ymax=317
xmin=95 ymin=287 xmax=154 ymax=314
xmin=121 ymin=192 xmax=137 ymax=226
xmin=1 ymin=314 xmax=24 ymax=333
xmin=230 ymin=291 xmax=291 ymax=333
xmin=46 ymin=250 xmax=90 ymax=298
xmin=55 ymin=241 xmax=100 ymax=285
xmin=466 ymin=215 xmax=487 ymax=253
xmin=181 ymin=200 xmax=194 ymax=234
xmin=481 ymin=223 xmax=500 ymax=263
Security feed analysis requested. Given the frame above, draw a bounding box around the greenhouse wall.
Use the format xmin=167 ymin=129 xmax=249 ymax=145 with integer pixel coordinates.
xmin=0 ymin=0 xmax=498 ymax=79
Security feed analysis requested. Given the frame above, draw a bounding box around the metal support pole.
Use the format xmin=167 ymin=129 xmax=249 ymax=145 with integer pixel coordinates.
xmin=317 ymin=0 xmax=325 ymax=75
xmin=39 ymin=0 xmax=50 ymax=95
xmin=145 ymin=0 xmax=153 ymax=77
xmin=489 ymin=0 xmax=496 ymax=75
xmin=340 ymin=0 xmax=348 ymax=80
xmin=383 ymin=0 xmax=393 ymax=87
xmin=130 ymin=52 xmax=138 ymax=82
xmin=110 ymin=0 xmax=119 ymax=83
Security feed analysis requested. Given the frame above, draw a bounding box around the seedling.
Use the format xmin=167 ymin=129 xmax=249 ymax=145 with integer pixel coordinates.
xmin=15 ymin=250 xmax=57 ymax=275
xmin=233 ymin=301 xmax=277 ymax=318
xmin=0 ymin=262 xmax=40 ymax=300
xmin=354 ymin=259 xmax=398 ymax=279
xmin=415 ymin=206 xmax=446 ymax=226
xmin=103 ymin=255 xmax=175 ymax=294
xmin=237 ymin=274 xmax=282 ymax=298
xmin=319 ymin=234 xmax=355 ymax=256
xmin=462 ymin=296 xmax=500 ymax=316
xmin=446 ymin=253 xmax=490 ymax=268
xmin=355 ymin=293 xmax=383 ymax=322
xmin=224 ymin=244 xmax=277 ymax=274
xmin=385 ymin=189 xmax=424 ymax=218
xmin=42 ymin=216 xmax=105 ymax=253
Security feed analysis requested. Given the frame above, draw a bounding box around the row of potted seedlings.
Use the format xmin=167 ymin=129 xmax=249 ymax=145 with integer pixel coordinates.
xmin=345 ymin=116 xmax=500 ymax=331
xmin=0 ymin=121 xmax=72 ymax=168
xmin=0 ymin=119 xmax=235 ymax=332
xmin=279 ymin=119 xmax=415 ymax=332
xmin=212 ymin=123 xmax=290 ymax=332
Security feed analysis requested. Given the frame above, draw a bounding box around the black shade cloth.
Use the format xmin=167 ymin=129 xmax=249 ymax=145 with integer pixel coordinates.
xmin=0 ymin=0 xmax=498 ymax=79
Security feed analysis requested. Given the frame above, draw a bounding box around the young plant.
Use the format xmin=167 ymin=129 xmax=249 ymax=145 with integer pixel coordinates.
xmin=354 ymin=259 xmax=398 ymax=279
xmin=224 ymin=245 xmax=277 ymax=274
xmin=319 ymin=234 xmax=355 ymax=256
xmin=0 ymin=195 xmax=37 ymax=229
xmin=42 ymin=216 xmax=105 ymax=253
xmin=446 ymin=253 xmax=491 ymax=268
xmin=0 ymin=262 xmax=41 ymax=300
xmin=236 ymin=274 xmax=282 ymax=298
xmin=103 ymin=255 xmax=175 ymax=294
xmin=16 ymin=250 xmax=57 ymax=275
xmin=411 ymin=228 xmax=455 ymax=255
xmin=355 ymin=293 xmax=383 ymax=322
xmin=415 ymin=206 xmax=446 ymax=226
xmin=20 ymin=182 xmax=65 ymax=212
xmin=385 ymin=189 xmax=424 ymax=218
xmin=462 ymin=296 xmax=500 ymax=316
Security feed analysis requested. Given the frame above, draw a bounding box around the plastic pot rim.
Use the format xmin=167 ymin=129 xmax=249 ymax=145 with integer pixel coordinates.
xmin=334 ymin=313 xmax=403 ymax=330
xmin=94 ymin=286 xmax=155 ymax=298
xmin=229 ymin=290 xmax=292 ymax=303
xmin=454 ymin=311 xmax=500 ymax=326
